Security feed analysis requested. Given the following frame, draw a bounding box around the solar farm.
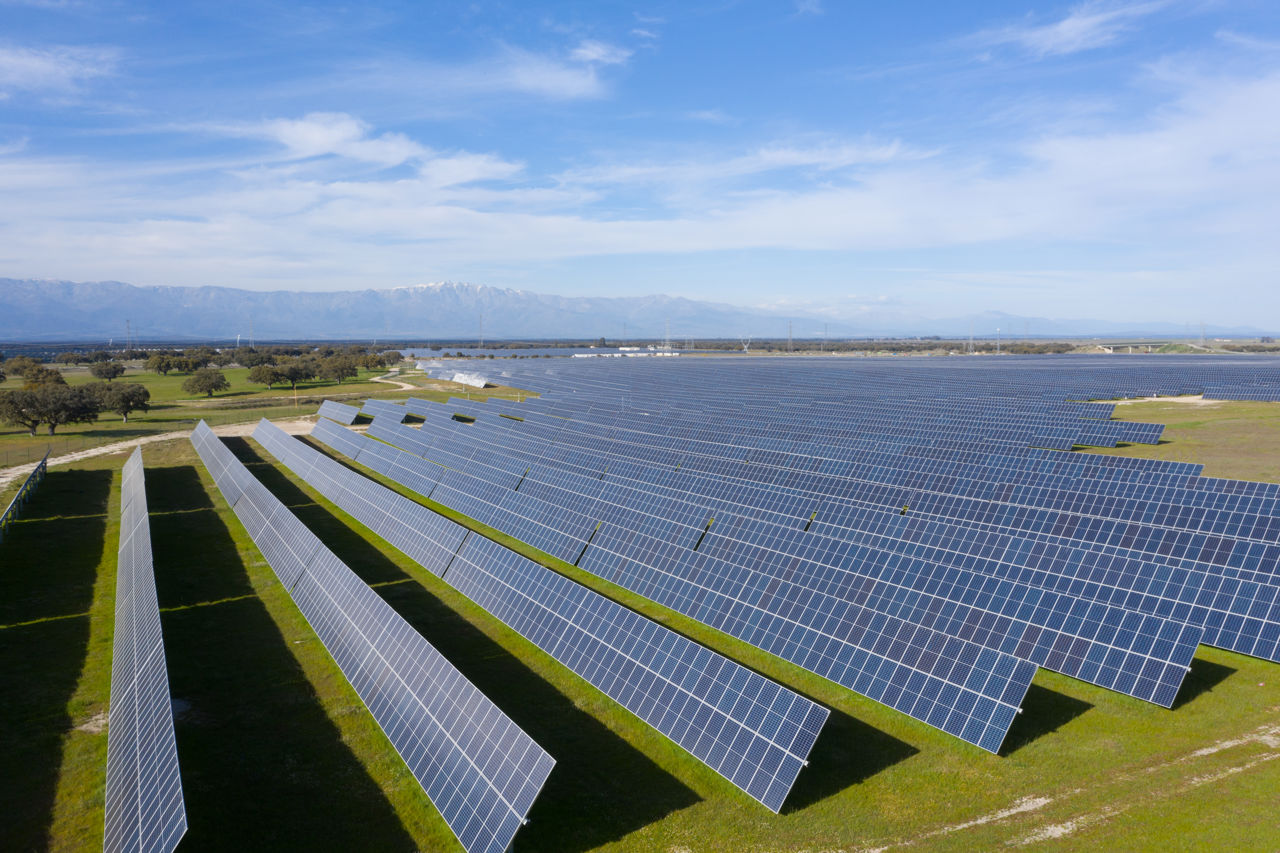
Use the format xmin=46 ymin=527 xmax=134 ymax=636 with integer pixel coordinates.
xmin=4 ymin=354 xmax=1280 ymax=852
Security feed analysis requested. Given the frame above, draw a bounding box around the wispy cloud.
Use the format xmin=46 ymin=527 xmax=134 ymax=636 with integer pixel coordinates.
xmin=685 ymin=109 xmax=736 ymax=124
xmin=569 ymin=40 xmax=632 ymax=65
xmin=972 ymin=1 xmax=1166 ymax=57
xmin=340 ymin=46 xmax=611 ymax=103
xmin=794 ymin=0 xmax=824 ymax=16
xmin=0 ymin=44 xmax=118 ymax=94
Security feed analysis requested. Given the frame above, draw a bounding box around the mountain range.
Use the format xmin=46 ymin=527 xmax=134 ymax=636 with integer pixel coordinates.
xmin=0 ymin=278 xmax=1271 ymax=341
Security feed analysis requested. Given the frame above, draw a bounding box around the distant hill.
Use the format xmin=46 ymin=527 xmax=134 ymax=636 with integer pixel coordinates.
xmin=0 ymin=278 xmax=1271 ymax=341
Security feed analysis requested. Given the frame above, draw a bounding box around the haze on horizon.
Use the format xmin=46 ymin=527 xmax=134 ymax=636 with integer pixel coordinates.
xmin=1 ymin=1 xmax=1278 ymax=327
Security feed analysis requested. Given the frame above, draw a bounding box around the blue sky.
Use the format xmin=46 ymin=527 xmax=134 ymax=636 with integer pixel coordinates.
xmin=1 ymin=1 xmax=1278 ymax=326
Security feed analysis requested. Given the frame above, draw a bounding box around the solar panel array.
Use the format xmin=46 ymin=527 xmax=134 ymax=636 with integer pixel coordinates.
xmin=317 ymin=399 xmax=361 ymax=425
xmin=254 ymin=419 xmax=829 ymax=811
xmin=189 ymin=421 xmax=553 ymax=853
xmin=104 ymin=448 xmax=186 ymax=853
xmin=309 ymin=353 xmax=1280 ymax=753
xmin=314 ymin=417 xmax=1038 ymax=753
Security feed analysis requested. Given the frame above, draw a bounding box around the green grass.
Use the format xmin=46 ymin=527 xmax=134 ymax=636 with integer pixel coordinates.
xmin=3 ymin=401 xmax=1279 ymax=851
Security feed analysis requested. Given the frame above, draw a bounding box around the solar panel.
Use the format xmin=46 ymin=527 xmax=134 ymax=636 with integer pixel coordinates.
xmin=104 ymin=448 xmax=187 ymax=853
xmin=258 ymin=419 xmax=829 ymax=810
xmin=190 ymin=421 xmax=553 ymax=853
xmin=317 ymin=399 xmax=361 ymax=425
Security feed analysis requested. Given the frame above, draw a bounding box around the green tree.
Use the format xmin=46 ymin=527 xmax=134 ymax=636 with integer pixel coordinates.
xmin=278 ymin=360 xmax=316 ymax=391
xmin=0 ymin=386 xmax=100 ymax=435
xmin=319 ymin=355 xmax=358 ymax=385
xmin=0 ymin=390 xmax=41 ymax=435
xmin=90 ymin=361 xmax=126 ymax=382
xmin=182 ymin=368 xmax=230 ymax=397
xmin=248 ymin=364 xmax=284 ymax=389
xmin=55 ymin=352 xmax=81 ymax=365
xmin=22 ymin=366 xmax=68 ymax=389
xmin=37 ymin=386 xmax=101 ymax=434
xmin=381 ymin=350 xmax=404 ymax=367
xmin=5 ymin=356 xmax=42 ymax=377
xmin=146 ymin=353 xmax=173 ymax=375
xmin=90 ymin=381 xmax=151 ymax=422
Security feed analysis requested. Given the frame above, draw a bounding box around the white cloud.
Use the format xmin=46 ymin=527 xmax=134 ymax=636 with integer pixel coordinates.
xmin=259 ymin=113 xmax=427 ymax=166
xmin=794 ymin=0 xmax=824 ymax=16
xmin=2 ymin=68 xmax=1278 ymax=319
xmin=631 ymin=28 xmax=659 ymax=40
xmin=343 ymin=47 xmax=608 ymax=103
xmin=0 ymin=44 xmax=117 ymax=94
xmin=569 ymin=40 xmax=632 ymax=66
xmin=973 ymin=1 xmax=1166 ymax=57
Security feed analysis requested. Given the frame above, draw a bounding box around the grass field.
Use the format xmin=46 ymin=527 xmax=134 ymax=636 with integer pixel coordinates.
xmin=1 ymin=399 xmax=1278 ymax=851
xmin=0 ymin=363 xmax=529 ymax=469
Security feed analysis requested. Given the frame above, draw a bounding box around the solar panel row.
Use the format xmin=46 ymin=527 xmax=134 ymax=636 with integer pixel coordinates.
xmin=104 ymin=448 xmax=187 ymax=853
xmin=190 ymin=421 xmax=553 ymax=853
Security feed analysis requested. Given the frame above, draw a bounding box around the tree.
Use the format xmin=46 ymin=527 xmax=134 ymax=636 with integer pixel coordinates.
xmin=0 ymin=390 xmax=41 ymax=435
xmin=278 ymin=360 xmax=316 ymax=391
xmin=183 ymin=347 xmax=217 ymax=369
xmin=319 ymin=355 xmax=358 ymax=385
xmin=5 ymin=356 xmax=42 ymax=377
xmin=0 ymin=386 xmax=100 ymax=435
xmin=90 ymin=361 xmax=126 ymax=382
xmin=146 ymin=353 xmax=173 ymax=375
xmin=38 ymin=386 xmax=101 ymax=434
xmin=381 ymin=350 xmax=404 ymax=367
xmin=0 ymin=366 xmax=5 ymax=384
xmin=248 ymin=364 xmax=284 ymax=389
xmin=55 ymin=353 xmax=81 ymax=365
xmin=90 ymin=382 xmax=151 ymax=422
xmin=23 ymin=366 xmax=68 ymax=389
xmin=183 ymin=368 xmax=230 ymax=398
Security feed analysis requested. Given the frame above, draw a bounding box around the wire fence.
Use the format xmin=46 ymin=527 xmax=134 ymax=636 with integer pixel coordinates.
xmin=1 ymin=451 xmax=48 ymax=543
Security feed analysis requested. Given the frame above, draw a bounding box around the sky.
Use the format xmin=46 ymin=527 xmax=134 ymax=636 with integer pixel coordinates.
xmin=1 ymin=1 xmax=1278 ymax=326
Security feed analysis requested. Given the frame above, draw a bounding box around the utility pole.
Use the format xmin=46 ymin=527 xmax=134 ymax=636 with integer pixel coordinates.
xmin=479 ymin=310 xmax=484 ymax=348
xmin=787 ymin=321 xmax=792 ymax=354
xmin=125 ymin=320 xmax=132 ymax=353
xmin=996 ymin=327 xmax=1001 ymax=355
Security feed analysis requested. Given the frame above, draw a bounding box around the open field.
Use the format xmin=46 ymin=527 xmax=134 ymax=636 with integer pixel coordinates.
xmin=1 ymin=401 xmax=1278 ymax=851
xmin=0 ymin=363 xmax=529 ymax=469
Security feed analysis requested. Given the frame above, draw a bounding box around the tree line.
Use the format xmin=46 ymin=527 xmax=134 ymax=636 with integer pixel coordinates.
xmin=0 ymin=355 xmax=150 ymax=436
xmin=0 ymin=345 xmax=403 ymax=436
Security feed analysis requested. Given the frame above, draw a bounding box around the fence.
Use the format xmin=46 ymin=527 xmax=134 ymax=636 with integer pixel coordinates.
xmin=1 ymin=451 xmax=49 ymax=544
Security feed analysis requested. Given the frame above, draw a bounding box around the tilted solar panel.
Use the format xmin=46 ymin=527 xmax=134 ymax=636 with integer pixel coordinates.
xmin=104 ymin=448 xmax=187 ymax=853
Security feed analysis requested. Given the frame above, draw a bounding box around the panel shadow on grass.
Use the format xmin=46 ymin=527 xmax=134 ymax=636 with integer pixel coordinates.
xmin=1172 ymin=657 xmax=1237 ymax=710
xmin=145 ymin=465 xmax=257 ymax=608
xmin=1000 ymin=683 xmax=1093 ymax=756
xmin=231 ymin=437 xmax=700 ymax=852
xmin=782 ymin=706 xmax=918 ymax=814
xmin=153 ymin=493 xmax=420 ymax=852
xmin=0 ymin=468 xmax=111 ymax=851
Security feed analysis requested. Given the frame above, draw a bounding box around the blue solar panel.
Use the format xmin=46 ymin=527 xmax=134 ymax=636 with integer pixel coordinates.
xmin=104 ymin=448 xmax=187 ymax=853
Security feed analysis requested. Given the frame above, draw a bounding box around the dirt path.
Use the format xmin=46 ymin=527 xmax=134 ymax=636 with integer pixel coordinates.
xmin=0 ymin=417 xmax=317 ymax=489
xmin=370 ymin=370 xmax=418 ymax=392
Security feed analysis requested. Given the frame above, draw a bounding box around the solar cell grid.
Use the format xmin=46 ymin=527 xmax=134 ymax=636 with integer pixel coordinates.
xmin=104 ymin=448 xmax=187 ymax=853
